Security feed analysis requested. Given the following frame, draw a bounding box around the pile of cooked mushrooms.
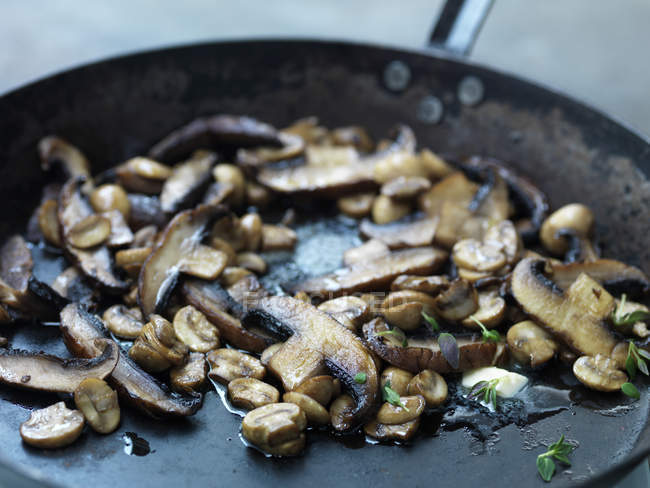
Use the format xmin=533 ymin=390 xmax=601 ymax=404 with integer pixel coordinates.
xmin=0 ymin=114 xmax=648 ymax=455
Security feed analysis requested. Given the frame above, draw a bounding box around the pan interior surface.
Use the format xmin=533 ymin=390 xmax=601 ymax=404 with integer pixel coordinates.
xmin=0 ymin=39 xmax=648 ymax=488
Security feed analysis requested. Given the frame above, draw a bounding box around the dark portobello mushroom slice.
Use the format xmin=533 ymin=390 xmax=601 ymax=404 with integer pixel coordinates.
xmin=149 ymin=114 xmax=284 ymax=163
xmin=550 ymin=259 xmax=650 ymax=297
xmin=242 ymin=296 xmax=380 ymax=429
xmin=60 ymin=303 xmax=201 ymax=417
xmin=236 ymin=132 xmax=305 ymax=168
xmin=138 ymin=204 xmax=229 ymax=318
xmin=511 ymin=257 xmax=618 ymax=357
xmin=362 ymin=317 xmax=507 ymax=373
xmin=359 ymin=217 xmax=438 ymax=249
xmin=58 ymin=177 xmax=129 ymax=293
xmin=291 ymin=246 xmax=448 ymax=299
xmin=181 ymin=278 xmax=273 ymax=353
xmin=127 ymin=194 xmax=167 ymax=231
xmin=160 ymin=150 xmax=216 ymax=214
xmin=461 ymin=156 xmax=549 ymax=244
xmin=0 ymin=339 xmax=117 ymax=393
xmin=256 ymin=125 xmax=415 ymax=197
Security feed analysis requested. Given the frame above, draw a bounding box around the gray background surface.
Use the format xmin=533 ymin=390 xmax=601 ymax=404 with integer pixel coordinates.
xmin=1 ymin=0 xmax=649 ymax=137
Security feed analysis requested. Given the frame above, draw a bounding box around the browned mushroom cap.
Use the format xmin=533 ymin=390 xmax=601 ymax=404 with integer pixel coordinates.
xmin=243 ymin=296 xmax=380 ymax=429
xmin=160 ymin=150 xmax=216 ymax=213
xmin=60 ymin=303 xmax=202 ymax=418
xmin=256 ymin=125 xmax=415 ymax=197
xmin=549 ymin=259 xmax=650 ymax=298
xmin=237 ymin=132 xmax=305 ymax=168
xmin=58 ymin=177 xmax=129 ymax=293
xmin=149 ymin=114 xmax=284 ymax=163
xmin=138 ymin=204 xmax=229 ymax=317
xmin=511 ymin=258 xmax=618 ymax=357
xmin=38 ymin=136 xmax=91 ymax=180
xmin=181 ymin=279 xmax=274 ymax=353
xmin=0 ymin=339 xmax=117 ymax=393
xmin=461 ymin=156 xmax=549 ymax=244
xmin=362 ymin=318 xmax=507 ymax=373
xmin=433 ymin=279 xmax=478 ymax=322
xmin=115 ymin=157 xmax=172 ymax=194
xmin=359 ymin=217 xmax=438 ymax=249
xmin=291 ymin=247 xmax=448 ymax=299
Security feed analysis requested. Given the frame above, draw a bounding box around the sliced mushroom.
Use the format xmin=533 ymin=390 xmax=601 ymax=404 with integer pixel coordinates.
xmin=573 ymin=355 xmax=627 ymax=392
xmin=363 ymin=318 xmax=507 ymax=373
xmin=115 ymin=247 xmax=151 ymax=278
xmin=246 ymin=182 xmax=272 ymax=208
xmin=484 ymin=219 xmax=521 ymax=265
xmin=74 ymin=378 xmax=120 ymax=434
xmin=102 ymin=210 xmax=134 ymax=248
xmin=371 ymin=195 xmax=411 ymax=225
xmin=293 ymin=375 xmax=336 ymax=406
xmin=60 ymin=303 xmax=202 ymax=417
xmin=260 ymin=224 xmax=298 ymax=251
xmin=257 ymin=125 xmax=414 ymax=196
xmin=160 ymin=150 xmax=216 ymax=213
xmin=343 ymin=239 xmax=390 ymax=267
xmin=66 ymin=214 xmax=111 ymax=249
xmin=381 ymin=302 xmax=423 ymax=331
xmin=540 ymin=203 xmax=594 ymax=256
xmin=237 ymin=252 xmax=267 ymax=274
xmin=149 ymin=114 xmax=284 ymax=163
xmin=0 ymin=339 xmax=117 ymax=393
xmin=103 ymin=304 xmax=144 ymax=339
xmin=613 ymin=298 xmax=649 ymax=338
xmin=181 ymin=279 xmax=274 ymax=353
xmin=511 ymin=258 xmax=618 ymax=357
xmin=381 ymin=176 xmax=432 ymax=200
xmin=460 ymin=288 xmax=506 ymax=329
xmin=173 ymin=305 xmax=220 ymax=353
xmin=129 ymin=315 xmax=189 ymax=373
xmin=38 ymin=136 xmax=90 ymax=180
xmin=364 ymin=417 xmax=420 ymax=442
xmin=20 ymin=402 xmax=85 ymax=449
xmin=203 ymin=181 xmax=235 ymax=206
xmin=330 ymin=126 xmax=373 ymax=152
xmin=138 ymin=203 xmax=229 ymax=317
xmin=283 ymin=391 xmax=329 ymax=425
xmin=116 ymin=157 xmax=172 ymax=194
xmin=243 ymin=296 xmax=379 ymax=429
xmin=317 ymin=296 xmax=371 ymax=332
xmin=37 ymin=199 xmax=63 ymax=246
xmin=337 ymin=193 xmax=375 ymax=218
xmin=407 ymin=370 xmax=448 ymax=407
xmin=213 ymin=164 xmax=246 ymax=207
xmin=359 ymin=217 xmax=438 ymax=249
xmin=292 ymin=247 xmax=448 ymax=298
xmin=506 ymin=320 xmax=558 ymax=368
xmin=240 ymin=214 xmax=263 ymax=252
xmin=90 ymin=184 xmax=131 ymax=219
xmin=241 ymin=402 xmax=307 ymax=457
xmin=329 ymin=394 xmax=356 ymax=431
xmin=58 ymin=177 xmax=128 ymax=293
xmin=376 ymin=395 xmax=425 ymax=425
xmin=380 ymin=367 xmax=413 ymax=396
xmin=170 ymin=352 xmax=207 ymax=392
xmin=452 ymin=238 xmax=506 ymax=273
xmin=391 ymin=274 xmax=450 ymax=295
xmin=229 ymin=378 xmax=280 ymax=410
xmin=433 ymin=278 xmax=479 ymax=321
xmin=178 ymin=245 xmax=229 ymax=280
xmin=127 ymin=194 xmax=167 ymax=231
xmin=237 ymin=132 xmax=305 ymax=168
xmin=206 ymin=348 xmax=265 ymax=385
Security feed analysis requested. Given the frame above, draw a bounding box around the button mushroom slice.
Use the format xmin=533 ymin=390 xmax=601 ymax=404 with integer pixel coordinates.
xmin=74 ymin=377 xmax=120 ymax=434
xmin=256 ymin=125 xmax=414 ymax=196
xmin=573 ymin=355 xmax=628 ymax=392
xmin=511 ymin=258 xmax=618 ymax=357
xmin=407 ymin=370 xmax=448 ymax=407
xmin=178 ymin=245 xmax=229 ymax=280
xmin=115 ymin=247 xmax=152 ymax=278
xmin=66 ymin=213 xmax=112 ymax=249
xmin=241 ymin=402 xmax=307 ymax=457
xmin=377 ymin=395 xmax=425 ymax=425
xmin=359 ymin=217 xmax=438 ymax=249
xmin=291 ymin=247 xmax=448 ymax=299
xmin=60 ymin=303 xmax=202 ymax=418
xmin=160 ymin=150 xmax=216 ymax=213
xmin=170 ymin=352 xmax=207 ymax=392
xmin=90 ymin=184 xmax=131 ymax=220
xmin=613 ymin=298 xmax=650 ymax=338
xmin=206 ymin=348 xmax=266 ymax=385
xmin=226 ymin=274 xmax=270 ymax=305
xmin=0 ymin=338 xmax=117 ymax=393
xmin=283 ymin=391 xmax=329 ymax=425
xmin=381 ymin=176 xmax=432 ymax=200
xmin=103 ymin=304 xmax=144 ymax=339
xmin=342 ymin=239 xmax=390 ymax=267
xmin=452 ymin=238 xmax=506 ymax=273
xmin=229 ymin=378 xmax=280 ymax=410
xmin=539 ymin=203 xmax=594 ymax=256
xmin=293 ymin=375 xmax=336 ymax=406
xmin=371 ymin=195 xmax=411 ymax=225
xmin=181 ymin=279 xmax=274 ymax=353
xmin=102 ymin=210 xmax=134 ymax=248
xmin=506 ymin=320 xmax=558 ymax=368
xmin=58 ymin=177 xmax=129 ymax=293
xmin=337 ymin=193 xmax=375 ymax=219
xmin=364 ymin=417 xmax=421 ymax=442
xmin=242 ymin=296 xmax=380 ymax=428
xmin=173 ymin=305 xmax=220 ymax=353
xmin=38 ymin=136 xmax=91 ymax=180
xmin=237 ymin=132 xmax=305 ymax=168
xmin=329 ymin=125 xmax=374 ymax=152
xmin=138 ymin=203 xmax=229 ymax=317
xmin=127 ymin=194 xmax=167 ymax=231
xmin=460 ymin=288 xmax=506 ymax=329
xmin=390 ymin=274 xmax=450 ymax=294
xmin=149 ymin=114 xmax=284 ymax=163
xmin=549 ymin=259 xmax=650 ymax=298
xmin=129 ymin=315 xmax=188 ymax=373
xmin=20 ymin=401 xmax=85 ymax=449
xmin=461 ymin=157 xmax=550 ymax=244
xmin=115 ymin=157 xmax=173 ymax=194
xmin=380 ymin=367 xmax=413 ymax=396
xmin=363 ymin=317 xmax=507 ymax=374
xmin=329 ymin=394 xmax=357 ymax=431
xmin=433 ymin=278 xmax=479 ymax=321
xmin=317 ymin=296 xmax=371 ymax=332
xmin=260 ymin=224 xmax=297 ymax=251
xmin=37 ymin=198 xmax=64 ymax=246
xmin=484 ymin=219 xmax=521 ymax=265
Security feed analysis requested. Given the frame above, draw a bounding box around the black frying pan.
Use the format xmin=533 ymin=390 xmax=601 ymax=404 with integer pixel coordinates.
xmin=0 ymin=2 xmax=649 ymax=487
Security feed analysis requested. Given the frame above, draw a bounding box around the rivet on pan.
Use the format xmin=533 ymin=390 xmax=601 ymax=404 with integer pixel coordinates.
xmin=458 ymin=76 xmax=484 ymax=106
xmin=416 ymin=96 xmax=444 ymax=124
xmin=384 ymin=61 xmax=411 ymax=92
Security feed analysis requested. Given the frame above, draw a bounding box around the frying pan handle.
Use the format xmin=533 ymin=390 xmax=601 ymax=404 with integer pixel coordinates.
xmin=428 ymin=0 xmax=495 ymax=56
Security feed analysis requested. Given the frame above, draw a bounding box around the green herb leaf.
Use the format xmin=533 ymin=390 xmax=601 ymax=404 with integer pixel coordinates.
xmin=382 ymin=381 xmax=409 ymax=412
xmin=638 ymin=357 xmax=649 ymax=376
xmin=626 ymin=353 xmax=637 ymax=380
xmin=612 ymin=294 xmax=650 ymax=326
xmin=421 ymin=311 xmax=440 ymax=333
xmin=621 ymin=382 xmax=640 ymax=400
xmin=536 ymin=456 xmax=555 ymax=482
xmin=438 ymin=333 xmax=459 ymax=369
xmin=638 ymin=349 xmax=650 ymax=361
xmin=354 ymin=372 xmax=367 ymax=384
xmin=627 ymin=341 xmax=649 ymax=378
xmin=469 ymin=316 xmax=501 ymax=343
xmin=377 ymin=328 xmax=408 ymax=347
xmin=468 ymin=378 xmax=499 ymax=409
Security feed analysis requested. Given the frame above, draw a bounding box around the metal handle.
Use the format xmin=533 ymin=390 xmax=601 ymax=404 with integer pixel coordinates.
xmin=429 ymin=0 xmax=494 ymax=56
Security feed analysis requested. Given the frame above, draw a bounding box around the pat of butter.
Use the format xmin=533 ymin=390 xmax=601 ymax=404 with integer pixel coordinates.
xmin=461 ymin=367 xmax=528 ymax=398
